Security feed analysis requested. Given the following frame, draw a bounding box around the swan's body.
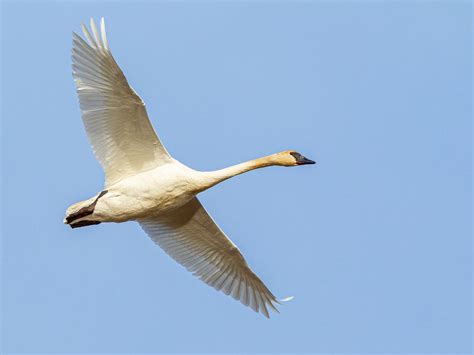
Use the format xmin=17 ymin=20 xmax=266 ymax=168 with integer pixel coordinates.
xmin=66 ymin=18 xmax=315 ymax=318
xmin=69 ymin=161 xmax=201 ymax=223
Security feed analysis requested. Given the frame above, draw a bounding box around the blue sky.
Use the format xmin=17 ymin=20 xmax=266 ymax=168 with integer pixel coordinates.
xmin=1 ymin=1 xmax=471 ymax=353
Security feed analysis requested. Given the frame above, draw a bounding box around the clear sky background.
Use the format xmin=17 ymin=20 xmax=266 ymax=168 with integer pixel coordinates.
xmin=1 ymin=1 xmax=471 ymax=354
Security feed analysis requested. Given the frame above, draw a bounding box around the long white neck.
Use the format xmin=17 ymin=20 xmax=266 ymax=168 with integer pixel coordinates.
xmin=197 ymin=153 xmax=282 ymax=192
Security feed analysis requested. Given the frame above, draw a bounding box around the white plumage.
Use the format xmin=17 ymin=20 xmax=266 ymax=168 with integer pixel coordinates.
xmin=66 ymin=18 xmax=314 ymax=318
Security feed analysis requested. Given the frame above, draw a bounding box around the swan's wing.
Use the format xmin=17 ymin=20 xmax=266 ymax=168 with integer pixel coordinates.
xmin=138 ymin=198 xmax=283 ymax=318
xmin=72 ymin=18 xmax=172 ymax=187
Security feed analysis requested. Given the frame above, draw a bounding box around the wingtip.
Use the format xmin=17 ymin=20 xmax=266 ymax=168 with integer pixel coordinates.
xmin=279 ymin=296 xmax=294 ymax=303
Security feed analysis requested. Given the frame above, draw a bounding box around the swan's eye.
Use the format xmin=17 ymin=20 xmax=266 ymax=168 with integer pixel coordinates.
xmin=290 ymin=152 xmax=302 ymax=160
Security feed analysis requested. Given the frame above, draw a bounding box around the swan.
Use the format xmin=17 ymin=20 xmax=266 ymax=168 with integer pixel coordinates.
xmin=65 ymin=18 xmax=315 ymax=318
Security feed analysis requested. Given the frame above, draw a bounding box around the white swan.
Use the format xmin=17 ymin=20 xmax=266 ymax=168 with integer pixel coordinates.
xmin=65 ymin=18 xmax=315 ymax=318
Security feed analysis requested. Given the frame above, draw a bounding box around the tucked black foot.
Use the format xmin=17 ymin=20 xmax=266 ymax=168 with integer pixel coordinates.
xmin=66 ymin=190 xmax=108 ymax=224
xmin=70 ymin=220 xmax=102 ymax=229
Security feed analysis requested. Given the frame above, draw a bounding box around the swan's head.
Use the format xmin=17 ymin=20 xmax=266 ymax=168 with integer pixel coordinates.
xmin=275 ymin=150 xmax=316 ymax=167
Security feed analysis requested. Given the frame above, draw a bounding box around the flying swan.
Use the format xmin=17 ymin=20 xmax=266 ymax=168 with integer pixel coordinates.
xmin=65 ymin=18 xmax=315 ymax=318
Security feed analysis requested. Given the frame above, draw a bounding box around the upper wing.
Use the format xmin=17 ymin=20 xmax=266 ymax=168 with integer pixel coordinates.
xmin=72 ymin=18 xmax=172 ymax=187
xmin=139 ymin=198 xmax=285 ymax=318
